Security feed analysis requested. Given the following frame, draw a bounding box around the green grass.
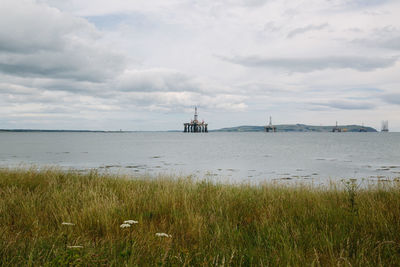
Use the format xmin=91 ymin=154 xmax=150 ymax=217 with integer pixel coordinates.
xmin=1 ymin=168 xmax=400 ymax=266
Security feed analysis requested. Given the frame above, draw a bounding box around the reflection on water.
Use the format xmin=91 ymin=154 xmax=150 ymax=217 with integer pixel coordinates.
xmin=0 ymin=132 xmax=400 ymax=183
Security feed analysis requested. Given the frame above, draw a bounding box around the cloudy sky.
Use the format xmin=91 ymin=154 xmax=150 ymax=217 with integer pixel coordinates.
xmin=1 ymin=0 xmax=400 ymax=131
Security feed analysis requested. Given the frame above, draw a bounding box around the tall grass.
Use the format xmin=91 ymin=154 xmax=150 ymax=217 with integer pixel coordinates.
xmin=1 ymin=168 xmax=400 ymax=266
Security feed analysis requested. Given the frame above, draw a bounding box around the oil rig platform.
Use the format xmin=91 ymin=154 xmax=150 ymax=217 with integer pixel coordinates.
xmin=381 ymin=120 xmax=389 ymax=132
xmin=183 ymin=107 xmax=208 ymax=133
xmin=265 ymin=116 xmax=277 ymax=132
xmin=332 ymin=121 xmax=347 ymax=132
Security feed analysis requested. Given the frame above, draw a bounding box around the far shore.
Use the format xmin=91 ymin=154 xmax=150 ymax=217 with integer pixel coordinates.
xmin=0 ymin=123 xmax=384 ymax=132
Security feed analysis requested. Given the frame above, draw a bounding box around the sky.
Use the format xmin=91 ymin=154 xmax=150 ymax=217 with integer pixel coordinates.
xmin=1 ymin=0 xmax=400 ymax=131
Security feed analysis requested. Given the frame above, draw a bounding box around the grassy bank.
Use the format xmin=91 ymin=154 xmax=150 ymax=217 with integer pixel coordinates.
xmin=1 ymin=169 xmax=400 ymax=266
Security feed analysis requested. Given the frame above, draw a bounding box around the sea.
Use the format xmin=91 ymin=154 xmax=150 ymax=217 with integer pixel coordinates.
xmin=0 ymin=132 xmax=399 ymax=184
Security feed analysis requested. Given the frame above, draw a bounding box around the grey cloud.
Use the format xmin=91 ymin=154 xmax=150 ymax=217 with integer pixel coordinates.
xmin=0 ymin=83 xmax=36 ymax=95
xmin=239 ymin=0 xmax=268 ymax=7
xmin=312 ymin=100 xmax=376 ymax=110
xmin=118 ymin=69 xmax=199 ymax=93
xmin=30 ymin=79 xmax=104 ymax=94
xmin=117 ymin=69 xmax=231 ymax=94
xmin=237 ymin=82 xmax=290 ymax=95
xmin=347 ymin=0 xmax=394 ymax=8
xmin=263 ymin=22 xmax=281 ymax=33
xmin=221 ymin=55 xmax=399 ymax=72
xmin=347 ymin=28 xmax=363 ymax=33
xmin=116 ymin=91 xmax=247 ymax=112
xmin=36 ymin=107 xmax=73 ymax=114
xmin=0 ymin=0 xmax=125 ymax=82
xmin=350 ymin=26 xmax=400 ymax=51
xmin=381 ymin=37 xmax=400 ymax=50
xmin=306 ymin=106 xmax=331 ymax=112
xmin=0 ymin=0 xmax=98 ymax=54
xmin=381 ymin=94 xmax=400 ymax=105
xmin=287 ymin=24 xmax=329 ymax=38
xmin=0 ymin=73 xmax=110 ymax=98
xmin=208 ymin=0 xmax=269 ymax=8
xmin=329 ymin=0 xmax=395 ymax=11
xmin=335 ymin=87 xmax=384 ymax=93
xmin=0 ymin=48 xmax=124 ymax=82
xmin=0 ymin=83 xmax=71 ymax=104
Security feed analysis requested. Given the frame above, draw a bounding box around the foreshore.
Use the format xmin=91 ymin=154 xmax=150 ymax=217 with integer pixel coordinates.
xmin=1 ymin=168 xmax=399 ymax=266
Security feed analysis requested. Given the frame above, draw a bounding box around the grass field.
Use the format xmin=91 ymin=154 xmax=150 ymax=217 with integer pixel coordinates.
xmin=1 ymin=168 xmax=400 ymax=266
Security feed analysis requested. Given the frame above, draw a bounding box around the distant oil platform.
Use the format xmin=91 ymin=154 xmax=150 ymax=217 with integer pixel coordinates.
xmin=332 ymin=121 xmax=346 ymax=132
xmin=183 ymin=107 xmax=208 ymax=133
xmin=381 ymin=120 xmax=389 ymax=132
xmin=264 ymin=118 xmax=373 ymax=133
xmin=265 ymin=116 xmax=277 ymax=132
xmin=332 ymin=122 xmax=375 ymax=132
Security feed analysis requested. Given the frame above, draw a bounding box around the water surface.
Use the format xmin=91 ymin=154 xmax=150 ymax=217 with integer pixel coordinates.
xmin=1 ymin=132 xmax=399 ymax=183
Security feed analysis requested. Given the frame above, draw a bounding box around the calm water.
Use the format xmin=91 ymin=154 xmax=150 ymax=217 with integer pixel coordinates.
xmin=1 ymin=132 xmax=399 ymax=183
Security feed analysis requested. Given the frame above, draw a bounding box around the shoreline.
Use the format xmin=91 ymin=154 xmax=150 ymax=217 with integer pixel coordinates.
xmin=1 ymin=165 xmax=399 ymax=187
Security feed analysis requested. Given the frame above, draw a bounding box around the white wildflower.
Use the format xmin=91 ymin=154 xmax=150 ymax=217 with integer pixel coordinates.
xmin=61 ymin=222 xmax=75 ymax=226
xmin=120 ymin=223 xmax=131 ymax=228
xmin=124 ymin=220 xmax=138 ymax=225
xmin=67 ymin=245 xmax=83 ymax=249
xmin=156 ymin=233 xmax=172 ymax=238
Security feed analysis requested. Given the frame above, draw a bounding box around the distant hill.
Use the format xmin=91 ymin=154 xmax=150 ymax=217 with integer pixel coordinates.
xmin=212 ymin=124 xmax=377 ymax=132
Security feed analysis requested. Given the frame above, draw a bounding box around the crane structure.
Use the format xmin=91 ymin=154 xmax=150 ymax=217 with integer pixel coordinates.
xmin=381 ymin=120 xmax=389 ymax=132
xmin=265 ymin=116 xmax=277 ymax=132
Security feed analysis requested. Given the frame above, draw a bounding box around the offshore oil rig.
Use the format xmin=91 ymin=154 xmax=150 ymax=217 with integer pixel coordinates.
xmin=332 ymin=121 xmax=342 ymax=132
xmin=183 ymin=107 xmax=208 ymax=133
xmin=332 ymin=121 xmax=348 ymax=132
xmin=381 ymin=120 xmax=389 ymax=132
xmin=265 ymin=116 xmax=277 ymax=132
